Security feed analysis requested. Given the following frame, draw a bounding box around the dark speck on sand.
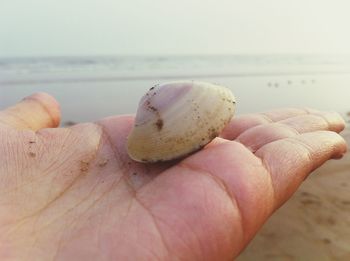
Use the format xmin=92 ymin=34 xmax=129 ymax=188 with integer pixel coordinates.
xmin=63 ymin=121 xmax=77 ymax=127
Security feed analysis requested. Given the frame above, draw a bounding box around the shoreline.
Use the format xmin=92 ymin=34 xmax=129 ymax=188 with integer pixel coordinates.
xmin=2 ymin=71 xmax=350 ymax=87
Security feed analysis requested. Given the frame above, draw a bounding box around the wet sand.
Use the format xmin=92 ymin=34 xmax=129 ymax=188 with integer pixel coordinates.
xmin=238 ymin=127 xmax=350 ymax=261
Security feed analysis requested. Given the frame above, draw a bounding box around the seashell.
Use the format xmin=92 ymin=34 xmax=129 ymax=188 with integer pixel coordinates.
xmin=127 ymin=81 xmax=236 ymax=163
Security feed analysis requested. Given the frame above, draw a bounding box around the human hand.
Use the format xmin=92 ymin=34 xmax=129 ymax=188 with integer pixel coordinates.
xmin=0 ymin=93 xmax=347 ymax=260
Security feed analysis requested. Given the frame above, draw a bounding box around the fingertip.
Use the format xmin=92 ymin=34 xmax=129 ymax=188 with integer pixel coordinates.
xmin=323 ymin=131 xmax=347 ymax=159
xmin=24 ymin=92 xmax=61 ymax=127
xmin=24 ymin=92 xmax=58 ymax=105
xmin=335 ymin=112 xmax=346 ymax=132
xmin=319 ymin=110 xmax=346 ymax=133
xmin=336 ymin=134 xmax=348 ymax=157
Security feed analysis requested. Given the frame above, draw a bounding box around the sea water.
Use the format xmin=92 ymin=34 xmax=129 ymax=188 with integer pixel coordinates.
xmin=1 ymin=55 xmax=350 ymax=124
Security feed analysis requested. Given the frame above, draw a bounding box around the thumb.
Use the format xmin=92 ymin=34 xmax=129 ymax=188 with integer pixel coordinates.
xmin=0 ymin=92 xmax=61 ymax=131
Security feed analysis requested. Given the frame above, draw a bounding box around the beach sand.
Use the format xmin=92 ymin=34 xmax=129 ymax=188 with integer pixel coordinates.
xmin=237 ymin=127 xmax=350 ymax=261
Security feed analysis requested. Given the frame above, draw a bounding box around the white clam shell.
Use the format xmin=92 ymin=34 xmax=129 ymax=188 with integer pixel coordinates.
xmin=127 ymin=81 xmax=236 ymax=163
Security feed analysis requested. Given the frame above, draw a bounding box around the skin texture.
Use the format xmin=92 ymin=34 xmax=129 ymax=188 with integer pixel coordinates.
xmin=0 ymin=93 xmax=347 ymax=261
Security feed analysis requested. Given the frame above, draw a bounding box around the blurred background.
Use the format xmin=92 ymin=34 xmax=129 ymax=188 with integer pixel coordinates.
xmin=1 ymin=0 xmax=350 ymax=260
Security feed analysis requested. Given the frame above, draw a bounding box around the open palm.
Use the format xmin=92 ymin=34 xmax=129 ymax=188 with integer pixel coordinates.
xmin=0 ymin=93 xmax=346 ymax=261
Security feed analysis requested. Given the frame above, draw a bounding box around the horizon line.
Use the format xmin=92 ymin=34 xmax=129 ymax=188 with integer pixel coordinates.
xmin=1 ymin=53 xmax=350 ymax=60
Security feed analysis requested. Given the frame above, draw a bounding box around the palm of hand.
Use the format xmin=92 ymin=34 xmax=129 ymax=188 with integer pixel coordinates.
xmin=0 ymin=93 xmax=346 ymax=261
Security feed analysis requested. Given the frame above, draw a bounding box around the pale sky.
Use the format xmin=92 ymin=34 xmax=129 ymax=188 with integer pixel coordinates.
xmin=1 ymin=0 xmax=350 ymax=57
